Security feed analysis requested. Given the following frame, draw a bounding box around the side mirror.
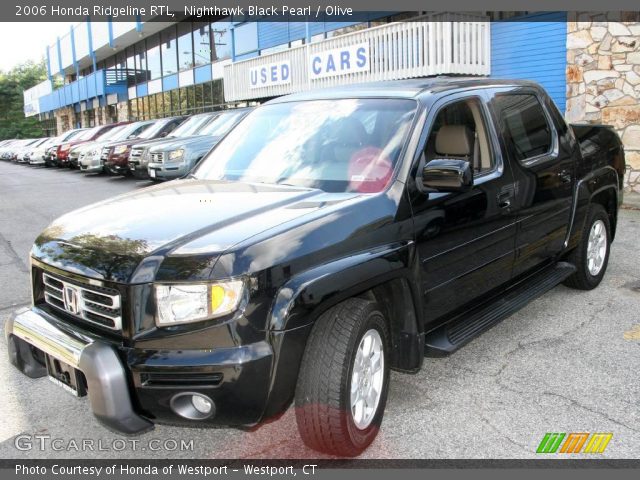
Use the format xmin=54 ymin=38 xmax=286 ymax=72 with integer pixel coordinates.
xmin=422 ymin=159 xmax=473 ymax=192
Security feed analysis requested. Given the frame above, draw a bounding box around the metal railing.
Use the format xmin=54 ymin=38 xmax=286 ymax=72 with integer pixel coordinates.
xmin=223 ymin=13 xmax=490 ymax=101
xmin=37 ymin=69 xmax=129 ymax=114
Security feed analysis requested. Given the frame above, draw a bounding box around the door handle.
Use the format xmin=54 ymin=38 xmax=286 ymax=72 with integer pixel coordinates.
xmin=497 ymin=190 xmax=513 ymax=210
xmin=498 ymin=199 xmax=512 ymax=209
xmin=558 ymin=170 xmax=572 ymax=184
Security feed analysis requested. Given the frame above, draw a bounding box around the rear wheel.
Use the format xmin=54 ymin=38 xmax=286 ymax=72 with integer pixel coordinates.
xmin=295 ymin=298 xmax=390 ymax=457
xmin=564 ymin=204 xmax=610 ymax=290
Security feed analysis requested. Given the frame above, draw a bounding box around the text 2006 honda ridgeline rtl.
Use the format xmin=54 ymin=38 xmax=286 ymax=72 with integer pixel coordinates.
xmin=6 ymin=78 xmax=625 ymax=456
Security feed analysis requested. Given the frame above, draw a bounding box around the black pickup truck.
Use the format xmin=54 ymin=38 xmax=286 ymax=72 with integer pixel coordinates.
xmin=6 ymin=78 xmax=625 ymax=456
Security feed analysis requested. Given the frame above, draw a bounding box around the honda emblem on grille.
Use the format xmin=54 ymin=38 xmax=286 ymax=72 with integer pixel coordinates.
xmin=63 ymin=285 xmax=80 ymax=315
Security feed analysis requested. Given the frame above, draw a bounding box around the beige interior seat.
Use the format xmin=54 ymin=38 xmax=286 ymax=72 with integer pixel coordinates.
xmin=435 ymin=125 xmax=475 ymax=160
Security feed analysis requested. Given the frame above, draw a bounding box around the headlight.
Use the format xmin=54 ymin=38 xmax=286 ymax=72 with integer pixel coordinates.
xmin=168 ymin=149 xmax=184 ymax=160
xmin=113 ymin=145 xmax=129 ymax=154
xmin=155 ymin=280 xmax=245 ymax=327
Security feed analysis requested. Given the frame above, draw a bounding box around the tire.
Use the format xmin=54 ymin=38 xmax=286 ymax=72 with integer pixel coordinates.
xmin=564 ymin=204 xmax=611 ymax=290
xmin=295 ymin=298 xmax=390 ymax=457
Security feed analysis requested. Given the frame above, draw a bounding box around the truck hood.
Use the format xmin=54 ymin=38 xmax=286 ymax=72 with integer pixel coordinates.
xmin=32 ymin=179 xmax=351 ymax=283
xmin=150 ymin=135 xmax=218 ymax=153
xmin=133 ymin=135 xmax=202 ymax=151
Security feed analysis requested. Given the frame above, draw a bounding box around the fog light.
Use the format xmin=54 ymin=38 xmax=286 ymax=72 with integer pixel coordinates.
xmin=170 ymin=392 xmax=215 ymax=420
xmin=192 ymin=395 xmax=212 ymax=414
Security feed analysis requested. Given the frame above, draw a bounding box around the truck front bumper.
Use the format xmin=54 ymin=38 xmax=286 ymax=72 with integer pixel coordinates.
xmin=147 ymin=161 xmax=187 ymax=180
xmin=79 ymin=158 xmax=104 ymax=173
xmin=5 ymin=307 xmax=275 ymax=435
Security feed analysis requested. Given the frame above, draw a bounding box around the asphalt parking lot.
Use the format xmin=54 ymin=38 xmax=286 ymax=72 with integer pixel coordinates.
xmin=1 ymin=160 xmax=640 ymax=459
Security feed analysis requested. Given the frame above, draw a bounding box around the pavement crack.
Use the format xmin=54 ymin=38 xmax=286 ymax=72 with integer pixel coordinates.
xmin=0 ymin=232 xmax=28 ymax=273
xmin=477 ymin=413 xmax=532 ymax=454
xmin=539 ymin=390 xmax=640 ymax=433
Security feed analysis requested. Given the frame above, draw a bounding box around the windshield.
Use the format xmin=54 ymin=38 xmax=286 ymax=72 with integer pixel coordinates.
xmin=74 ymin=126 xmax=102 ymax=141
xmin=169 ymin=114 xmax=216 ymax=138
xmin=198 ymin=110 xmax=248 ymax=137
xmin=32 ymin=138 xmax=50 ymax=147
xmin=96 ymin=125 xmax=125 ymax=142
xmin=61 ymin=129 xmax=87 ymax=142
xmin=138 ymin=119 xmax=171 ymax=139
xmin=193 ymin=99 xmax=417 ymax=193
xmin=111 ymin=122 xmax=153 ymax=141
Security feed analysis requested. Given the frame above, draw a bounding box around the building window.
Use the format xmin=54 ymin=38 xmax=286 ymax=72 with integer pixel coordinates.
xmin=126 ymin=46 xmax=137 ymax=85
xmin=114 ymin=51 xmax=127 ymax=82
xmin=136 ymin=41 xmax=148 ymax=82
xmin=193 ymin=22 xmax=211 ymax=66
xmin=161 ymin=27 xmax=178 ymax=76
xmin=234 ymin=23 xmax=258 ymax=56
xmin=177 ymin=22 xmax=195 ymax=71
xmin=146 ymin=34 xmax=162 ymax=80
xmin=170 ymin=89 xmax=180 ymax=115
xmin=211 ymin=20 xmax=232 ymax=61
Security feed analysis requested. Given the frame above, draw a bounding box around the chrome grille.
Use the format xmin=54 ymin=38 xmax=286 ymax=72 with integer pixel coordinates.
xmin=150 ymin=152 xmax=164 ymax=163
xmin=43 ymin=272 xmax=122 ymax=331
xmin=130 ymin=148 xmax=143 ymax=159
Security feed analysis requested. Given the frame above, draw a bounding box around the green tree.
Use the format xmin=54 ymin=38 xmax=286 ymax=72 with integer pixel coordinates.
xmin=0 ymin=61 xmax=48 ymax=140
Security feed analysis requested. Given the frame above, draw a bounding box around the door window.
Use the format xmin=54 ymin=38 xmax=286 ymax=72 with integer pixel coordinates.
xmin=425 ymin=98 xmax=494 ymax=175
xmin=494 ymin=94 xmax=552 ymax=162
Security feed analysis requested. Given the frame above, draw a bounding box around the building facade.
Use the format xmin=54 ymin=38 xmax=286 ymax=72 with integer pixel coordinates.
xmin=24 ymin=12 xmax=640 ymax=191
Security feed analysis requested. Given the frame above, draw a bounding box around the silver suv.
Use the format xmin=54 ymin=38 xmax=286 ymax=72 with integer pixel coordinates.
xmin=146 ymin=108 xmax=252 ymax=181
xmin=128 ymin=112 xmax=219 ymax=179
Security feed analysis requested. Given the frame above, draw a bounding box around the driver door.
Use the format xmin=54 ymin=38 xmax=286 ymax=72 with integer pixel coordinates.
xmin=409 ymin=92 xmax=518 ymax=324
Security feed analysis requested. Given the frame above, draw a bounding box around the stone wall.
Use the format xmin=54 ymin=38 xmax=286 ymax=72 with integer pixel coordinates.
xmin=116 ymin=101 xmax=130 ymax=122
xmin=566 ymin=13 xmax=640 ymax=193
xmin=53 ymin=106 xmax=76 ymax=136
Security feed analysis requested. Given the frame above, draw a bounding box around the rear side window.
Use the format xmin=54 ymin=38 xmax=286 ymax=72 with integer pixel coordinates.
xmin=494 ymin=94 xmax=552 ymax=162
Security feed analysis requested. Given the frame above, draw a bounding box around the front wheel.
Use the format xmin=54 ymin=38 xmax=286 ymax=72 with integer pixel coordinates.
xmin=564 ymin=204 xmax=611 ymax=290
xmin=295 ymin=298 xmax=390 ymax=457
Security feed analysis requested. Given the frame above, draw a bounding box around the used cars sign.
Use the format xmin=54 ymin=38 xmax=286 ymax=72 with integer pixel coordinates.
xmin=309 ymin=43 xmax=370 ymax=79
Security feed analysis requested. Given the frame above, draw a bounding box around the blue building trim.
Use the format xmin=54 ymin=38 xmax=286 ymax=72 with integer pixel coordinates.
xmin=162 ymin=74 xmax=179 ymax=91
xmin=56 ymin=37 xmax=63 ymax=75
xmin=491 ymin=12 xmax=568 ymax=112
xmin=137 ymin=83 xmax=148 ymax=98
xmin=69 ymin=25 xmax=79 ymax=78
xmin=107 ymin=18 xmax=114 ymax=48
xmin=86 ymin=18 xmax=97 ymax=72
xmin=45 ymin=46 xmax=52 ymax=79
xmin=194 ymin=65 xmax=212 ymax=84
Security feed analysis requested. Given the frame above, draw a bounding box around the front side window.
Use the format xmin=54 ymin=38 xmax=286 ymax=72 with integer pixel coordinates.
xmin=169 ymin=114 xmax=215 ymax=138
xmin=494 ymin=94 xmax=552 ymax=162
xmin=193 ymin=99 xmax=417 ymax=193
xmin=424 ymin=97 xmax=494 ymax=175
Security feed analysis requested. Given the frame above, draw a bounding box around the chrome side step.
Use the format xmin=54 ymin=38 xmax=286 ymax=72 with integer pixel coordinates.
xmin=424 ymin=262 xmax=576 ymax=357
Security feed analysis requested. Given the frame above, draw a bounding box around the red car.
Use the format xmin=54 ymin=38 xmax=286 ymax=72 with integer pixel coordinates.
xmin=56 ymin=123 xmax=128 ymax=167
